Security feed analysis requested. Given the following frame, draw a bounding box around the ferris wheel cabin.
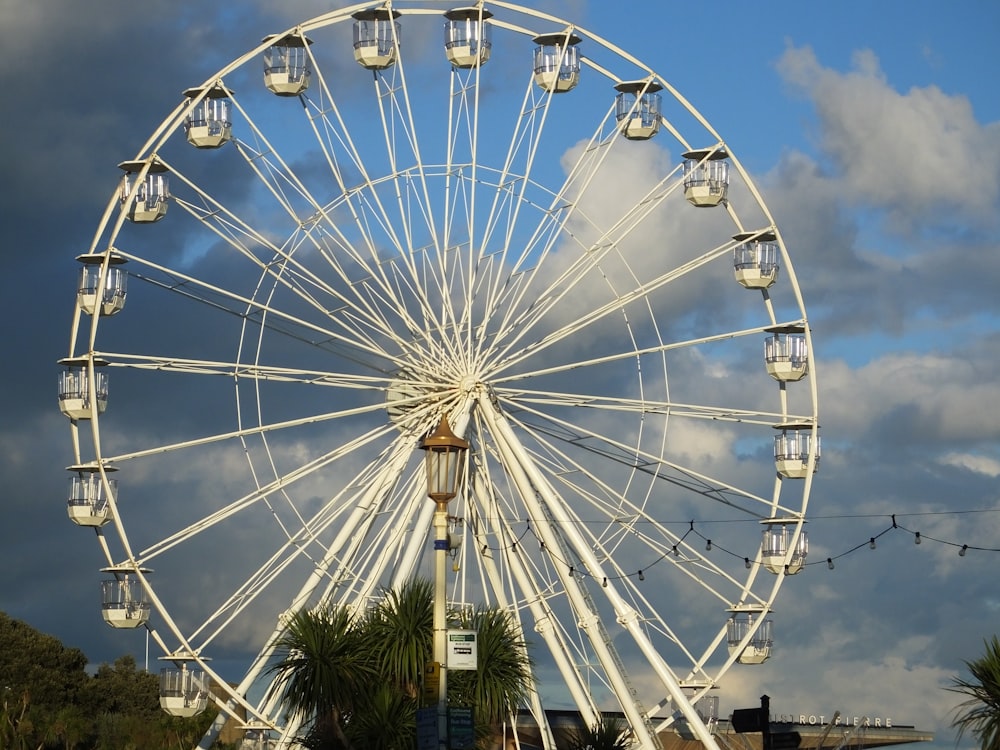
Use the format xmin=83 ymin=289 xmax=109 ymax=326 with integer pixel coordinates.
xmin=263 ymin=33 xmax=312 ymax=96
xmin=444 ymin=7 xmax=493 ymax=68
xmin=733 ymin=230 xmax=780 ymax=289
xmin=760 ymin=519 xmax=808 ymax=575
xmin=100 ymin=567 xmax=151 ymax=628
xmin=240 ymin=723 xmax=273 ymax=750
xmin=682 ymin=148 xmax=729 ymax=207
xmin=352 ymin=9 xmax=401 ymax=70
xmin=67 ymin=465 xmax=116 ymax=527
xmin=183 ymin=85 xmax=232 ymax=149
xmin=614 ymin=80 xmax=663 ymax=140
xmin=58 ymin=357 xmax=108 ymax=420
xmin=773 ymin=423 xmax=820 ymax=479
xmin=726 ymin=606 xmax=772 ymax=664
xmin=76 ymin=252 xmax=127 ymax=317
xmin=532 ymin=32 xmax=582 ymax=93
xmin=159 ymin=659 xmax=209 ymax=717
xmin=118 ymin=159 xmax=169 ymax=223
xmin=764 ymin=324 xmax=809 ymax=382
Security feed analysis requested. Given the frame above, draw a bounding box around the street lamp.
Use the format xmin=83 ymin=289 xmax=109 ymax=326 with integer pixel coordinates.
xmin=420 ymin=415 xmax=469 ymax=750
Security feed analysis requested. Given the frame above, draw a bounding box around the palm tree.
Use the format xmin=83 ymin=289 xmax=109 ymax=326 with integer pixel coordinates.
xmin=565 ymin=714 xmax=634 ymax=750
xmin=265 ymin=605 xmax=376 ymax=750
xmin=948 ymin=635 xmax=1000 ymax=750
xmin=267 ymin=580 xmax=534 ymax=750
xmin=366 ymin=577 xmax=435 ymax=700
xmin=448 ymin=605 xmax=533 ymax=733
xmin=340 ymin=681 xmax=416 ymax=750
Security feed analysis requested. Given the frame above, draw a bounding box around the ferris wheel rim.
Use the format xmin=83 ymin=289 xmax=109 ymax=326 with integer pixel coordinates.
xmin=63 ymin=2 xmax=818 ymax=746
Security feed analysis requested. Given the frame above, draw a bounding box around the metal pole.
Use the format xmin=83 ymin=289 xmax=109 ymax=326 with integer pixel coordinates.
xmin=761 ymin=695 xmax=772 ymax=750
xmin=434 ymin=501 xmax=450 ymax=750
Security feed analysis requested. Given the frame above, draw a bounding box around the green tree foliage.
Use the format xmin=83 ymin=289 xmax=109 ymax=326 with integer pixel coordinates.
xmin=0 ymin=612 xmax=89 ymax=713
xmin=565 ymin=714 xmax=634 ymax=750
xmin=267 ymin=578 xmax=534 ymax=750
xmin=949 ymin=635 xmax=1000 ymax=750
xmin=266 ymin=604 xmax=376 ymax=750
xmin=448 ymin=605 xmax=532 ymax=730
xmin=0 ymin=612 xmax=219 ymax=750
xmin=365 ymin=578 xmax=434 ymax=699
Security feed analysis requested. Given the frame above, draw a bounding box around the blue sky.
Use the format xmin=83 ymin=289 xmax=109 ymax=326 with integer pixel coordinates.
xmin=1 ymin=1 xmax=998 ymax=748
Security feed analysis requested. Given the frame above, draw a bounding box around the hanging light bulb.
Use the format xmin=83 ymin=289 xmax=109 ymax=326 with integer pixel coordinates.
xmin=744 ymin=557 xmax=752 ymax=569
xmin=602 ymin=577 xmax=608 ymax=588
xmin=671 ymin=545 xmax=679 ymax=557
xmin=960 ymin=545 xmax=968 ymax=557
xmin=869 ymin=537 xmax=877 ymax=550
xmin=827 ymin=557 xmax=835 ymax=570
xmin=638 ymin=570 xmax=645 ymax=581
xmin=914 ymin=532 xmax=921 ymax=545
xmin=705 ymin=539 xmax=713 ymax=551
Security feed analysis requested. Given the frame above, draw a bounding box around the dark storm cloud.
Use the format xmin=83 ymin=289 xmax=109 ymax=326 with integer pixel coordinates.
xmin=1 ymin=4 xmax=998 ymax=748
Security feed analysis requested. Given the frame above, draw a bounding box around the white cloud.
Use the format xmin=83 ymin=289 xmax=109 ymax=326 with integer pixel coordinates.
xmin=819 ymin=347 xmax=1000 ymax=443
xmin=938 ymin=452 xmax=1000 ymax=477
xmin=776 ymin=45 xmax=1000 ymax=233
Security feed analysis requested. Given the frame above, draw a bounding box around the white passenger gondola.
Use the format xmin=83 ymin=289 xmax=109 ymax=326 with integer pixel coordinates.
xmin=444 ymin=7 xmax=493 ymax=68
xmin=614 ymin=80 xmax=663 ymax=140
xmin=76 ymin=252 xmax=127 ymax=317
xmin=733 ymin=230 xmax=779 ymax=289
xmin=532 ymin=32 xmax=581 ymax=93
xmin=159 ymin=658 xmax=209 ymax=717
xmin=263 ymin=33 xmax=312 ymax=96
xmin=67 ymin=464 xmax=116 ymax=527
xmin=183 ymin=84 xmax=232 ymax=148
xmin=682 ymin=148 xmax=729 ymax=207
xmin=119 ymin=159 xmax=169 ymax=223
xmin=58 ymin=357 xmax=109 ymax=420
xmin=773 ymin=422 xmax=820 ymax=478
xmin=760 ymin=519 xmax=808 ymax=575
xmin=352 ymin=9 xmax=400 ymax=70
xmin=100 ymin=567 xmax=151 ymax=628
xmin=764 ymin=324 xmax=808 ymax=382
xmin=726 ymin=606 xmax=772 ymax=664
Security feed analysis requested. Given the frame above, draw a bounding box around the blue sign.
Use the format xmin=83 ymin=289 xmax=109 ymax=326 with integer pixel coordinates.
xmin=416 ymin=707 xmax=438 ymax=750
xmin=449 ymin=706 xmax=475 ymax=750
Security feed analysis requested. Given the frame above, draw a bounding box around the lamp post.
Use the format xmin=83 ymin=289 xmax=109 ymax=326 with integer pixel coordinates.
xmin=420 ymin=415 xmax=469 ymax=750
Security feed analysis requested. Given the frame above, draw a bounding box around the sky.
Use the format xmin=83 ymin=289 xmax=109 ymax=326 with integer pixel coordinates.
xmin=1 ymin=1 xmax=999 ymax=749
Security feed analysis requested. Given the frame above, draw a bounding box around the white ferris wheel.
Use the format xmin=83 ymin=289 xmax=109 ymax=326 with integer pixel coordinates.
xmin=60 ymin=2 xmax=820 ymax=749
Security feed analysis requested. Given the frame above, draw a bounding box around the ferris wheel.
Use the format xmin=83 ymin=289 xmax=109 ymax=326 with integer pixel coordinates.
xmin=60 ymin=2 xmax=820 ymax=748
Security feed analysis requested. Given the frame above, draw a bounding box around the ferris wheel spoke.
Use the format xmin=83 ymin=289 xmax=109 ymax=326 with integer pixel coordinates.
xmin=102 ymin=394 xmax=396 ymax=466
xmin=141 ymin=424 xmax=410 ymax=647
xmin=492 ymin=317 xmax=807 ymax=385
xmin=468 ymin=74 xmax=575 ymax=347
xmin=226 ymin=92 xmax=446 ymax=349
xmin=135 ymin=420 xmax=397 ymax=562
xmin=97 ymin=351 xmax=392 ymax=390
xmin=505 ymin=388 xmax=795 ymax=426
xmin=294 ymin=51 xmax=448 ymax=347
xmin=364 ymin=45 xmax=471 ymax=360
xmin=503 ymin=425 xmax=753 ymax=610
xmin=463 ymin=460 xmax=596 ymax=736
xmin=482 ymin=397 xmax=701 ymax=747
xmin=475 ymin=110 xmax=628 ymax=362
xmin=496 ymin=392 xmax=783 ymax=519
xmin=121 ymin=250 xmax=404 ymax=368
xmin=141 ymin=164 xmax=408 ymax=353
xmin=487 ymin=225 xmax=733 ymax=378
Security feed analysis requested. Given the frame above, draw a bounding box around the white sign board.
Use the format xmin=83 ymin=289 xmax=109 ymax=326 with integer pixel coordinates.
xmin=447 ymin=629 xmax=478 ymax=670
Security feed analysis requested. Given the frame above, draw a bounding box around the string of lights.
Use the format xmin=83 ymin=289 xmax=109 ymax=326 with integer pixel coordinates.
xmin=474 ymin=508 xmax=1000 ymax=584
